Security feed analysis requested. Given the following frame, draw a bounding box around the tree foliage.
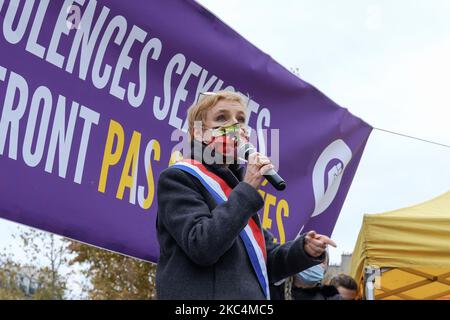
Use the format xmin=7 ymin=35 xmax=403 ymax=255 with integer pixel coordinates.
xmin=68 ymin=241 xmax=157 ymax=300
xmin=0 ymin=225 xmax=156 ymax=299
xmin=0 ymin=227 xmax=68 ymax=299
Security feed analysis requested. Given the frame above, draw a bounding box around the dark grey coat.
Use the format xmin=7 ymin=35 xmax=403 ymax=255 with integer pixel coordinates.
xmin=155 ymin=148 xmax=324 ymax=300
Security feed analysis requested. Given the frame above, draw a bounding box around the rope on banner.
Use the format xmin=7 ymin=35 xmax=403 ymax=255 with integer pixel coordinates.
xmin=373 ymin=127 xmax=450 ymax=150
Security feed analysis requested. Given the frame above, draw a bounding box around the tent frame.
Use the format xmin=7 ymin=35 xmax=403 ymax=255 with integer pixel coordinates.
xmin=363 ymin=266 xmax=450 ymax=300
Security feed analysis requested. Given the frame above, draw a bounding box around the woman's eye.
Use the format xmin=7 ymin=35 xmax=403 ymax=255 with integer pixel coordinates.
xmin=215 ymin=114 xmax=226 ymax=121
xmin=238 ymin=117 xmax=246 ymax=123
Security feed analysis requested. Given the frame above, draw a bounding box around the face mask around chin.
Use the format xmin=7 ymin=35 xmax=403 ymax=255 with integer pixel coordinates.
xmin=296 ymin=264 xmax=325 ymax=287
xmin=197 ymin=138 xmax=238 ymax=166
xmin=208 ymin=135 xmax=238 ymax=157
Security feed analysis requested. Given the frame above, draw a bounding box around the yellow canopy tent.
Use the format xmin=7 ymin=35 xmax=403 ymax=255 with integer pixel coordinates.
xmin=350 ymin=190 xmax=450 ymax=300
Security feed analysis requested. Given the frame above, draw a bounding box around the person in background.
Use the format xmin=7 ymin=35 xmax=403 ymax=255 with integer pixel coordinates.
xmin=329 ymin=274 xmax=358 ymax=300
xmin=290 ymin=250 xmax=341 ymax=300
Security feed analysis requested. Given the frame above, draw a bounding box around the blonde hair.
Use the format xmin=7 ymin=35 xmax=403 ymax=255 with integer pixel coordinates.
xmin=187 ymin=91 xmax=246 ymax=139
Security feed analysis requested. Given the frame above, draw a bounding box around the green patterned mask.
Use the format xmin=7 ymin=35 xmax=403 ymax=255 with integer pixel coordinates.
xmin=210 ymin=123 xmax=241 ymax=138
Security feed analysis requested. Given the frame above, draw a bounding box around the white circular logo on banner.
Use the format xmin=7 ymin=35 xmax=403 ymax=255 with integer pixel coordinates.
xmin=311 ymin=139 xmax=352 ymax=217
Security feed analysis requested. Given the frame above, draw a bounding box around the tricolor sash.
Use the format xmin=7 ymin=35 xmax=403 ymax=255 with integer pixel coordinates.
xmin=171 ymin=159 xmax=270 ymax=299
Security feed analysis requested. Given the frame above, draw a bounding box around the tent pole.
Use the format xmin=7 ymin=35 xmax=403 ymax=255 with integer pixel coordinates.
xmin=364 ymin=266 xmax=379 ymax=300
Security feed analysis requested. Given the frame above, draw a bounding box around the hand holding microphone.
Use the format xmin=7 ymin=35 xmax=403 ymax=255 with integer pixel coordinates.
xmin=243 ymin=152 xmax=274 ymax=189
xmin=239 ymin=142 xmax=286 ymax=191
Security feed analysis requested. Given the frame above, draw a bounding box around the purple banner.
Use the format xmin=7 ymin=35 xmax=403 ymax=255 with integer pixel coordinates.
xmin=0 ymin=0 xmax=372 ymax=262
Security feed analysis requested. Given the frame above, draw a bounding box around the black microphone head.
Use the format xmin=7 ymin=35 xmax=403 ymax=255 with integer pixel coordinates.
xmin=277 ymin=181 xmax=287 ymax=191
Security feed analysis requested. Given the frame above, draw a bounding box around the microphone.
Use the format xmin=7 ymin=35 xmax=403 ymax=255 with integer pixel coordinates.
xmin=238 ymin=142 xmax=286 ymax=191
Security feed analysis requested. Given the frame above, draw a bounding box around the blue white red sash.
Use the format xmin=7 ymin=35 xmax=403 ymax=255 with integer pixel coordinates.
xmin=172 ymin=159 xmax=270 ymax=299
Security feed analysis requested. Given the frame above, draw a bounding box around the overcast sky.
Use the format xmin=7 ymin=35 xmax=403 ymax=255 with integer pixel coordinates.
xmin=1 ymin=1 xmax=449 ymax=270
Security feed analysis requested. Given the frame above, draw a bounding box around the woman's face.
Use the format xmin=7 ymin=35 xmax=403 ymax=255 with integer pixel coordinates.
xmin=199 ymin=99 xmax=248 ymax=159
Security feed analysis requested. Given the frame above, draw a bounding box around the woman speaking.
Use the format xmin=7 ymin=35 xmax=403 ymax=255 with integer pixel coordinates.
xmin=155 ymin=91 xmax=336 ymax=299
